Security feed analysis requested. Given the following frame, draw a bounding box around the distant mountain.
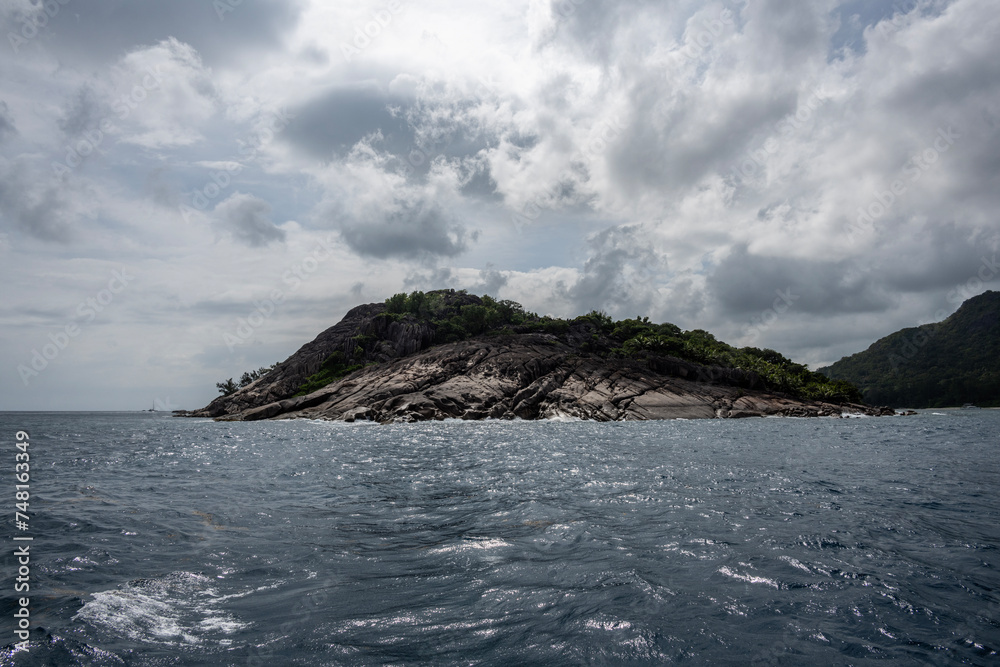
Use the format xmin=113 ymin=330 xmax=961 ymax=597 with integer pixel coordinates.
xmin=819 ymin=291 xmax=1000 ymax=408
xmin=184 ymin=289 xmax=891 ymax=422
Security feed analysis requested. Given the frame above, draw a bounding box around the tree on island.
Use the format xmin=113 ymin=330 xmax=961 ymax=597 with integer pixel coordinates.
xmin=216 ymin=378 xmax=238 ymax=396
xmin=217 ymin=365 xmax=277 ymax=396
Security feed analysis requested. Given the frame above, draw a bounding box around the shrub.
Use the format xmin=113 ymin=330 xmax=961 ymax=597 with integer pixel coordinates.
xmin=293 ymin=352 xmax=366 ymax=396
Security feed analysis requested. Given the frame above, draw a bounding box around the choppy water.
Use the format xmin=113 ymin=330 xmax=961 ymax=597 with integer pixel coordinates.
xmin=1 ymin=410 xmax=998 ymax=665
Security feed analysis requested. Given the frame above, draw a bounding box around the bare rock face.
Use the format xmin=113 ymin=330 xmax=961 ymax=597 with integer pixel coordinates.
xmin=207 ymin=335 xmax=893 ymax=423
xmin=183 ymin=291 xmax=894 ymax=423
xmin=187 ymin=302 xmax=438 ymax=418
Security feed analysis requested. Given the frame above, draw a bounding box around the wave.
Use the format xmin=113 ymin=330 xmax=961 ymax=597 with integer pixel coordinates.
xmin=73 ymin=571 xmax=248 ymax=647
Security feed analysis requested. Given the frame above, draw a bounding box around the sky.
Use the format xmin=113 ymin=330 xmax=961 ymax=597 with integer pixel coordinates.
xmin=1 ymin=0 xmax=998 ymax=411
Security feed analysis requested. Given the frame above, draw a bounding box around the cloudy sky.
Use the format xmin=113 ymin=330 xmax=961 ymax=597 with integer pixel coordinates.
xmin=1 ymin=0 xmax=998 ymax=411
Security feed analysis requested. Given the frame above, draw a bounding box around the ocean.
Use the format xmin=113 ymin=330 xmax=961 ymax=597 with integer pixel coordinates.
xmin=1 ymin=410 xmax=998 ymax=665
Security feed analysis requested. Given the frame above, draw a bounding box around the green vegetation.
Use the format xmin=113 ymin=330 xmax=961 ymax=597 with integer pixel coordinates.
xmin=602 ymin=318 xmax=861 ymax=403
xmin=216 ymin=378 xmax=238 ymax=397
xmin=220 ymin=289 xmax=866 ymax=404
xmin=820 ymin=291 xmax=1000 ymax=408
xmin=293 ymin=352 xmax=367 ymax=397
xmin=384 ymin=290 xmax=537 ymax=343
xmin=375 ymin=291 xmax=863 ymax=404
xmin=216 ymin=364 xmax=277 ymax=396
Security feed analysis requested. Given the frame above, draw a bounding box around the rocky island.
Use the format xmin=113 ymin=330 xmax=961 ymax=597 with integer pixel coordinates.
xmin=182 ymin=290 xmax=894 ymax=422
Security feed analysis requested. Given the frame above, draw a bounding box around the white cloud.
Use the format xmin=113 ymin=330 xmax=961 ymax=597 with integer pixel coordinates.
xmin=113 ymin=38 xmax=219 ymax=148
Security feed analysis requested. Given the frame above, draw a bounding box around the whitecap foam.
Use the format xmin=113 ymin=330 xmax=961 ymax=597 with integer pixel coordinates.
xmin=428 ymin=537 xmax=511 ymax=557
xmin=74 ymin=571 xmax=248 ymax=647
xmin=304 ymin=418 xmax=377 ymax=427
xmin=718 ymin=566 xmax=780 ymax=589
xmin=545 ymin=410 xmax=584 ymax=422
xmin=778 ymin=555 xmax=813 ymax=574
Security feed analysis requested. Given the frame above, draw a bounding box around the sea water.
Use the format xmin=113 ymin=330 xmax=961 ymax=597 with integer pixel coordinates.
xmin=0 ymin=410 xmax=997 ymax=665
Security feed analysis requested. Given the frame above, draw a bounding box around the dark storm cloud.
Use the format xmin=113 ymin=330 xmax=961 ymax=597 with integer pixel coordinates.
xmin=403 ymin=267 xmax=454 ymax=290
xmin=336 ymin=199 xmax=470 ymax=260
xmin=470 ymin=265 xmax=509 ymax=297
xmin=0 ymin=158 xmax=74 ymax=242
xmin=562 ymin=225 xmax=665 ymax=316
xmin=884 ymin=56 xmax=1000 ymax=120
xmin=0 ymin=101 xmax=15 ymax=140
xmin=213 ymin=193 xmax=285 ymax=248
xmin=612 ymin=88 xmax=797 ymax=194
xmin=6 ymin=0 xmax=303 ymax=66
xmin=143 ymin=167 xmax=181 ymax=208
xmin=707 ymin=245 xmax=892 ymax=316
xmin=876 ymin=223 xmax=1000 ymax=293
xmin=58 ymin=86 xmax=103 ymax=138
xmin=285 ymin=85 xmax=414 ymax=160
xmin=459 ymin=165 xmax=504 ymax=201
xmin=749 ymin=0 xmax=830 ymax=68
xmin=867 ymin=32 xmax=1000 ymax=219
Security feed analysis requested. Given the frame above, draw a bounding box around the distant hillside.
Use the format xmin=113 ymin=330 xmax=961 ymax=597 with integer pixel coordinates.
xmin=819 ymin=291 xmax=1000 ymax=408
